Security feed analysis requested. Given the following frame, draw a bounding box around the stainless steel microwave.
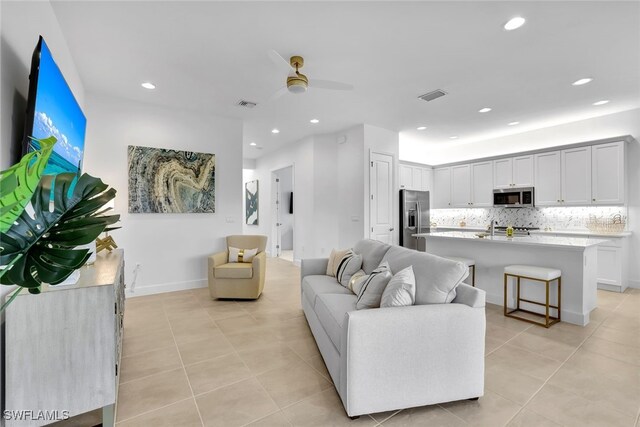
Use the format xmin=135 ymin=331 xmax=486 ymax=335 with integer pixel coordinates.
xmin=493 ymin=187 xmax=534 ymax=207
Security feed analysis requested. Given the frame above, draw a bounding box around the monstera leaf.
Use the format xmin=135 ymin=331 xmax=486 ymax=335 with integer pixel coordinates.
xmin=0 ymin=173 xmax=119 ymax=293
xmin=0 ymin=136 xmax=57 ymax=233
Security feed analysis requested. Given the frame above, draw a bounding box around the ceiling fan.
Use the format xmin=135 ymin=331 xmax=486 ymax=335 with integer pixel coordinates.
xmin=266 ymin=50 xmax=354 ymax=100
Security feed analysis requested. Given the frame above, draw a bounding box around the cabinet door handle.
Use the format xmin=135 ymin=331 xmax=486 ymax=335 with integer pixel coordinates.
xmin=557 ymin=200 xmax=560 ymax=202
xmin=593 ymin=198 xmax=596 ymax=201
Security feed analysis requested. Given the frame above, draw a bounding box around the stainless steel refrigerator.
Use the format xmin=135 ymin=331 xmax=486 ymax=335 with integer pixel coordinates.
xmin=399 ymin=189 xmax=430 ymax=251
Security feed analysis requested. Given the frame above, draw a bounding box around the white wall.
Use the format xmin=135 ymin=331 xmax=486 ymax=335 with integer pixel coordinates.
xmin=337 ymin=125 xmax=366 ymax=247
xmin=84 ymin=93 xmax=243 ymax=296
xmin=401 ymin=108 xmax=640 ymax=166
xmin=0 ymin=0 xmax=85 ymax=169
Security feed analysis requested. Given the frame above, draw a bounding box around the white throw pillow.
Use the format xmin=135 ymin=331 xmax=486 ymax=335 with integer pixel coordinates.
xmin=356 ymin=261 xmax=393 ymax=309
xmin=336 ymin=251 xmax=363 ymax=288
xmin=381 ymin=266 xmax=416 ymax=308
xmin=228 ymin=247 xmax=258 ymax=263
xmin=326 ymin=248 xmax=349 ymax=277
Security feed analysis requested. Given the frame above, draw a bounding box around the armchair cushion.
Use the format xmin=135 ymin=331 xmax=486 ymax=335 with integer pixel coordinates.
xmin=215 ymin=263 xmax=253 ymax=279
xmin=228 ymin=246 xmax=258 ymax=263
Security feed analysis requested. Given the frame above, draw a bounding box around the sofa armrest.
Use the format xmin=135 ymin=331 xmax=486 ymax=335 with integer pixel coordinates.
xmin=208 ymin=251 xmax=228 ymax=269
xmin=340 ymin=303 xmax=485 ymax=416
xmin=452 ymin=283 xmax=486 ymax=308
xmin=252 ymin=251 xmax=266 ymax=281
xmin=301 ymin=258 xmax=329 ymax=279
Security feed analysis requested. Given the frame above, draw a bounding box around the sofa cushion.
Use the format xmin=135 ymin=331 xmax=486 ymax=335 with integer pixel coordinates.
xmin=356 ymin=261 xmax=393 ymax=310
xmin=215 ymin=263 xmax=253 ymax=279
xmin=302 ymin=275 xmax=353 ymax=307
xmin=382 ymin=246 xmax=468 ymax=304
xmin=337 ymin=252 xmax=363 ymax=288
xmin=353 ymin=239 xmax=392 ymax=274
xmin=381 ymin=265 xmax=416 ymax=308
xmin=314 ymin=293 xmax=357 ymax=351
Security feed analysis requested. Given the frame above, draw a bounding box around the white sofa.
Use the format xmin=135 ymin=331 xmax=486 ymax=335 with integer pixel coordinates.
xmin=300 ymin=239 xmax=486 ymax=417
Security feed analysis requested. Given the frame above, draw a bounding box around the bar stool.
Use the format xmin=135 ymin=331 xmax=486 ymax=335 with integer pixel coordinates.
xmin=503 ymin=265 xmax=561 ymax=328
xmin=442 ymin=256 xmax=476 ymax=286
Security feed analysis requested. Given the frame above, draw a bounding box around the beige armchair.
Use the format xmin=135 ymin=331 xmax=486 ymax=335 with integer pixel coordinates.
xmin=208 ymin=235 xmax=268 ymax=299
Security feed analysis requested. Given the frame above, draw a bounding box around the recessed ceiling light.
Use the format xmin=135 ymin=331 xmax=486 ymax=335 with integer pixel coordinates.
xmin=593 ymin=100 xmax=609 ymax=106
xmin=271 ymin=128 xmax=280 ymax=134
xmin=417 ymin=126 xmax=427 ymax=130
xmin=449 ymin=136 xmax=459 ymax=140
xmin=310 ymin=119 xmax=319 ymax=124
xmin=478 ymin=107 xmax=492 ymax=113
xmin=508 ymin=121 xmax=520 ymax=126
xmin=504 ymin=16 xmax=526 ymax=31
xmin=141 ymin=82 xmax=156 ymax=90
xmin=572 ymin=78 xmax=593 ymax=86
xmin=250 ymin=142 xmax=257 ymax=146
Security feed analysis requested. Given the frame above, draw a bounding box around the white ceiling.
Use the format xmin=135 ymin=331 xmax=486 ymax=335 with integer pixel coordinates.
xmin=51 ymin=1 xmax=640 ymax=159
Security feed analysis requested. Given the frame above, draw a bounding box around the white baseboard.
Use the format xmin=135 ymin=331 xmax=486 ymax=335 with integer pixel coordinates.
xmin=126 ymin=278 xmax=207 ymax=298
xmin=628 ymin=279 xmax=640 ymax=289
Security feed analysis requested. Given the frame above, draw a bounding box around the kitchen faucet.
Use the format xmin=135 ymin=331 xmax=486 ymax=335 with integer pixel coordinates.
xmin=488 ymin=219 xmax=497 ymax=237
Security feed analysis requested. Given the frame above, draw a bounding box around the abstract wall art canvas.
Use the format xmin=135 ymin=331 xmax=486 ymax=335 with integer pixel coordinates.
xmin=245 ymin=180 xmax=259 ymax=225
xmin=128 ymin=145 xmax=216 ymax=213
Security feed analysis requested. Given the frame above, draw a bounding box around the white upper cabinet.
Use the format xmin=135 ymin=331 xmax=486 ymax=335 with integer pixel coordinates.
xmin=561 ymin=147 xmax=592 ymax=205
xmin=513 ymin=155 xmax=534 ymax=186
xmin=399 ymin=164 xmax=432 ymax=192
xmin=494 ymin=155 xmax=533 ymax=188
xmin=399 ymin=165 xmax=412 ymax=189
xmin=451 ymin=164 xmax=471 ymax=207
xmin=592 ymin=141 xmax=625 ymax=205
xmin=493 ymin=158 xmax=513 ymax=189
xmin=471 ymin=161 xmax=494 ymax=207
xmin=535 ymin=151 xmax=562 ymax=206
xmin=433 ymin=167 xmax=451 ymax=208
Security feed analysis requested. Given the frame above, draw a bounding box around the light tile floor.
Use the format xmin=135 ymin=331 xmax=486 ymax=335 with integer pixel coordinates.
xmin=113 ymin=257 xmax=640 ymax=427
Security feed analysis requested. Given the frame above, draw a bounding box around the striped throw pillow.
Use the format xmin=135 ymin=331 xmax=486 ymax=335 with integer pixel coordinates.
xmin=356 ymin=261 xmax=393 ymax=309
xmin=336 ymin=250 xmax=363 ymax=288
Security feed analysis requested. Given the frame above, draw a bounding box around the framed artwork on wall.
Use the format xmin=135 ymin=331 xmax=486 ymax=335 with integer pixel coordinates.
xmin=246 ymin=180 xmax=259 ymax=225
xmin=128 ymin=145 xmax=215 ymax=213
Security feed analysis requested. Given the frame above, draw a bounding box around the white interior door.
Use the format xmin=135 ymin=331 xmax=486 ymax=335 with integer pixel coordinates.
xmin=370 ymin=152 xmax=394 ymax=244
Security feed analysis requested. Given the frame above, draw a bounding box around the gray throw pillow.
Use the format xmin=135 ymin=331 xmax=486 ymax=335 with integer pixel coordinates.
xmin=336 ymin=251 xmax=363 ymax=288
xmin=356 ymin=261 xmax=393 ymax=309
xmin=381 ymin=266 xmax=416 ymax=308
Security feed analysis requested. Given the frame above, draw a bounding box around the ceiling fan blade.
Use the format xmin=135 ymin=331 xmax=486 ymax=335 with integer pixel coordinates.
xmin=309 ymin=79 xmax=354 ymax=91
xmin=266 ymin=86 xmax=288 ymax=103
xmin=267 ymin=50 xmax=293 ymax=75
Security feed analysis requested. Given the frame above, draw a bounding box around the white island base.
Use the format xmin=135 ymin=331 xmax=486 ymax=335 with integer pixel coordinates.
xmin=417 ymin=232 xmax=606 ymax=326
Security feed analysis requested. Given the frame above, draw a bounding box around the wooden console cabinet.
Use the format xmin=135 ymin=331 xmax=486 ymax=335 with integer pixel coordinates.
xmin=4 ymin=250 xmax=124 ymax=427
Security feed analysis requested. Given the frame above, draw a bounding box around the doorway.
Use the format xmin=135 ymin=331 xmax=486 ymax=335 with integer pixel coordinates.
xmin=271 ymin=166 xmax=294 ymax=261
xmin=370 ymin=152 xmax=394 ymax=244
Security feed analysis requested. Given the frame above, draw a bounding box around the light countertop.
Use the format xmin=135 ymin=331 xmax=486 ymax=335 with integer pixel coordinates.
xmin=430 ymin=226 xmax=631 ymax=238
xmin=414 ymin=231 xmax=610 ymax=250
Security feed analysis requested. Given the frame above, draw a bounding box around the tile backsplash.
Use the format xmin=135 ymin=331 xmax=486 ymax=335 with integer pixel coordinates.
xmin=431 ymin=206 xmax=628 ymax=231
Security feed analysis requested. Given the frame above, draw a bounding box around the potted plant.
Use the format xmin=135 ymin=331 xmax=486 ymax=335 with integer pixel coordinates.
xmin=0 ymin=136 xmax=119 ymax=311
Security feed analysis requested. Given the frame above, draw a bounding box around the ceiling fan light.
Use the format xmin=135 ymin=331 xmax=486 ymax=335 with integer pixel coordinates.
xmin=287 ymin=83 xmax=307 ymax=94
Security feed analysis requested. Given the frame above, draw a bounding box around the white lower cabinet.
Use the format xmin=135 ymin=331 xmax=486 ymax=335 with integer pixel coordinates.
xmin=591 ymin=237 xmax=628 ymax=293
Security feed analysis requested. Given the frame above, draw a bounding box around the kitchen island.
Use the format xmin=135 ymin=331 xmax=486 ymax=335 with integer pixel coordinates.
xmin=413 ymin=231 xmax=610 ymax=326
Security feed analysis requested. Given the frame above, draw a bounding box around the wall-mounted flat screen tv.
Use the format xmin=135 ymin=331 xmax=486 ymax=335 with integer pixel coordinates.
xmin=23 ymin=36 xmax=86 ymax=175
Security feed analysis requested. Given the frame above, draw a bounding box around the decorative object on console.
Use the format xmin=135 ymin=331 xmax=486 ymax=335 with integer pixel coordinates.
xmin=128 ymin=145 xmax=215 ymax=213
xmin=96 ymin=234 xmax=118 ymax=253
xmin=228 ymin=246 xmax=258 ymax=263
xmin=0 ymin=143 xmax=119 ymax=310
xmin=245 ymin=180 xmax=259 ymax=225
xmin=380 ymin=265 xmax=416 ymax=308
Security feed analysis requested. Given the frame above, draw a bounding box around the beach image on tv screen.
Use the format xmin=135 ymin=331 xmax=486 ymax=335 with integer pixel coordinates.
xmin=29 ymin=39 xmax=86 ymax=175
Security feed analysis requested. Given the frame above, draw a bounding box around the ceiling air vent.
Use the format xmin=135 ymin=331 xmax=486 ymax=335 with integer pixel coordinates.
xmin=237 ymin=100 xmax=257 ymax=108
xmin=418 ymin=90 xmax=447 ymax=102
